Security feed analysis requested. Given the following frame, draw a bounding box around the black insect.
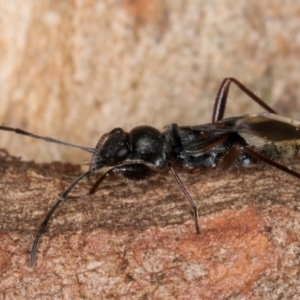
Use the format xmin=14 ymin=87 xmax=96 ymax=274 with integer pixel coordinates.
xmin=2 ymin=78 xmax=300 ymax=267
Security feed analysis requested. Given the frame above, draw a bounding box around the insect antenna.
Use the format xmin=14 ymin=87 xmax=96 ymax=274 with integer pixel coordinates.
xmin=0 ymin=125 xmax=95 ymax=153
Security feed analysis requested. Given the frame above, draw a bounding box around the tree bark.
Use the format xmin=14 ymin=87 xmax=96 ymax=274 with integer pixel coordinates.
xmin=1 ymin=150 xmax=300 ymax=299
xmin=1 ymin=1 xmax=300 ymax=164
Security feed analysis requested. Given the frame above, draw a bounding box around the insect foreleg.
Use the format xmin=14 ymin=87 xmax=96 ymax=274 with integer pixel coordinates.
xmin=30 ymin=170 xmax=95 ymax=266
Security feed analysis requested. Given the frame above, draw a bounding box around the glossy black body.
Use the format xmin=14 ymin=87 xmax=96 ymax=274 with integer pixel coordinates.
xmin=91 ymin=122 xmax=249 ymax=176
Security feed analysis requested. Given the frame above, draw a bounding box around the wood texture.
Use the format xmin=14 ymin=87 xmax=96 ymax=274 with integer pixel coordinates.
xmin=0 ymin=1 xmax=300 ymax=163
xmin=1 ymin=151 xmax=300 ymax=298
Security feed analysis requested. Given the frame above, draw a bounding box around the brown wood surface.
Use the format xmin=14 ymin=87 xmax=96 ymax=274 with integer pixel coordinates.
xmin=1 ymin=150 xmax=300 ymax=299
xmin=1 ymin=1 xmax=300 ymax=163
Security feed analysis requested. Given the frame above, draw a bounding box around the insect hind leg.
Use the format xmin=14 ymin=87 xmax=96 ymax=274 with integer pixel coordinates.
xmin=212 ymin=78 xmax=277 ymax=122
xmin=241 ymin=146 xmax=300 ymax=180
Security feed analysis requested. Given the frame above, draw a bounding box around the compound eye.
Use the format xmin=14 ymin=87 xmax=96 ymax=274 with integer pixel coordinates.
xmin=116 ymin=145 xmax=129 ymax=159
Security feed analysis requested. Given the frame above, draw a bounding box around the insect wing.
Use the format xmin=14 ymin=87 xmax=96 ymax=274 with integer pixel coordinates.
xmin=234 ymin=113 xmax=300 ymax=142
xmin=232 ymin=113 xmax=300 ymax=160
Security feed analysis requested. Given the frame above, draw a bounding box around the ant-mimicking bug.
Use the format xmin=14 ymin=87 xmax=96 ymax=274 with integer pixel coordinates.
xmin=2 ymin=77 xmax=300 ymax=267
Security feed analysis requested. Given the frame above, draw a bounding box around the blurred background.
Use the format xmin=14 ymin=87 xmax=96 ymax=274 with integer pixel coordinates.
xmin=0 ymin=1 xmax=299 ymax=163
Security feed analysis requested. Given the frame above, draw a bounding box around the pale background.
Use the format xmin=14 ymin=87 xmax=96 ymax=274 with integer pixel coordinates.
xmin=0 ymin=1 xmax=299 ymax=163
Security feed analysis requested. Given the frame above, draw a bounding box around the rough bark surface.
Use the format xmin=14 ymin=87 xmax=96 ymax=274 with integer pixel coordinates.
xmin=1 ymin=150 xmax=300 ymax=299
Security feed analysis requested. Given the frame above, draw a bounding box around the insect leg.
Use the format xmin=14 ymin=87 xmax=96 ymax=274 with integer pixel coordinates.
xmin=73 ymin=164 xmax=158 ymax=199
xmin=241 ymin=146 xmax=300 ymax=179
xmin=168 ymin=163 xmax=200 ymax=234
xmin=30 ymin=170 xmax=95 ymax=267
xmin=212 ymin=78 xmax=277 ymax=122
xmin=0 ymin=125 xmax=95 ymax=153
xmin=216 ymin=144 xmax=241 ymax=171
xmin=215 ymin=143 xmax=300 ymax=179
xmin=65 ymin=167 xmax=117 ymax=199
